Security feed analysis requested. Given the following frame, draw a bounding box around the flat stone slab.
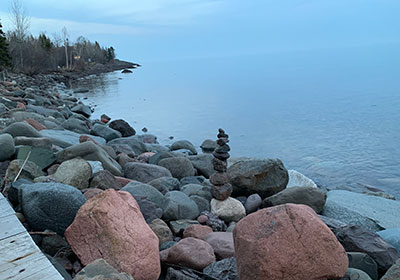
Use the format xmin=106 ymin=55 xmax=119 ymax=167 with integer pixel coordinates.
xmin=323 ymin=190 xmax=400 ymax=231
xmin=40 ymin=129 xmax=106 ymax=148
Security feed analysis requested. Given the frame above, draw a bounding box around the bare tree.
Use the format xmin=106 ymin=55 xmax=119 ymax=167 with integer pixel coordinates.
xmin=62 ymin=26 xmax=69 ymax=69
xmin=9 ymin=0 xmax=30 ymax=68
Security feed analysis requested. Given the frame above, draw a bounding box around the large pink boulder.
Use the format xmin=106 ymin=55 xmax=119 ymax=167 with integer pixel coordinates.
xmin=204 ymin=232 xmax=235 ymax=259
xmin=65 ymin=189 xmax=160 ymax=280
xmin=233 ymin=203 xmax=348 ymax=280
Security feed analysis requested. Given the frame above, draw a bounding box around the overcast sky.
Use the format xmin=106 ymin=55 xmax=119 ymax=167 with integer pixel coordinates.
xmin=0 ymin=0 xmax=399 ymax=63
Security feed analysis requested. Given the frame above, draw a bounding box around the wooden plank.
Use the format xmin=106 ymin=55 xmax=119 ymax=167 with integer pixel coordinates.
xmin=0 ymin=196 xmax=15 ymax=219
xmin=0 ymin=232 xmax=63 ymax=280
xmin=0 ymin=214 xmax=26 ymax=241
xmin=22 ymin=265 xmax=64 ymax=280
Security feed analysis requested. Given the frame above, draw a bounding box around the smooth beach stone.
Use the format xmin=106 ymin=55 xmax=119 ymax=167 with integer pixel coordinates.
xmin=148 ymin=176 xmax=180 ymax=194
xmin=0 ymin=133 xmax=15 ymax=161
xmin=161 ymin=191 xmax=200 ymax=221
xmin=14 ymin=136 xmax=52 ymax=149
xmin=6 ymin=159 xmax=45 ymax=181
xmin=244 ymin=193 xmax=262 ymax=214
xmin=183 ymin=224 xmax=213 ymax=240
xmin=61 ymin=118 xmax=90 ymax=134
xmin=56 ymin=141 xmax=122 ymax=176
xmin=21 ymin=182 xmax=86 ymax=235
xmin=212 ymin=157 xmax=228 ymax=172
xmin=181 ymin=184 xmax=212 ymax=201
xmin=121 ymin=180 xmax=164 ymax=207
xmin=347 ymin=252 xmax=378 ymax=280
xmin=204 ymin=232 xmax=235 ymax=259
xmin=108 ymin=143 xmax=135 ymax=157
xmin=211 ymin=184 xmax=232 ymax=201
xmin=135 ymin=197 xmax=163 ymax=223
xmin=73 ymin=259 xmax=133 ymax=280
xmin=190 ymin=195 xmax=211 ymax=213
xmin=17 ymin=146 xmax=55 ymax=169
xmin=188 ymin=154 xmax=214 ymax=178
xmin=40 ymin=129 xmax=106 ymax=148
xmin=108 ymin=119 xmax=136 ymax=137
xmin=262 ymin=186 xmax=326 ymax=214
xmin=2 ymin=121 xmax=42 ymax=137
xmin=123 ymin=162 xmax=172 ymax=183
xmin=90 ymin=123 xmax=122 ymax=142
xmin=210 ymin=197 xmax=246 ymax=223
xmin=160 ymin=241 xmax=177 ymax=251
xmin=342 ymin=268 xmax=372 ymax=280
xmin=52 ymin=158 xmax=92 ymax=190
xmin=158 ymin=157 xmax=196 ymax=180
xmin=228 ymin=158 xmax=289 ymax=198
xmin=200 ymin=139 xmax=218 ymax=153
xmin=323 ymin=190 xmax=400 ymax=231
xmin=169 ymin=219 xmax=199 ymax=236
xmin=170 ymin=140 xmax=197 ymax=155
xmin=165 ymin=267 xmax=202 ymax=280
xmin=71 ymin=103 xmax=92 ymax=118
xmin=149 ymin=218 xmax=173 ymax=246
xmin=287 ymin=169 xmax=318 ymax=188
xmin=90 ymin=170 xmax=122 ymax=190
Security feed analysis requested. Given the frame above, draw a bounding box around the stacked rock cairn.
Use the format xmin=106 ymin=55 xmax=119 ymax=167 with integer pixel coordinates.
xmin=210 ymin=128 xmax=232 ymax=200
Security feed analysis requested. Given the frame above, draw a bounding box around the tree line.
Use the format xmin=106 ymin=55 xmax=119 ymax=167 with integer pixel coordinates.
xmin=0 ymin=1 xmax=117 ymax=75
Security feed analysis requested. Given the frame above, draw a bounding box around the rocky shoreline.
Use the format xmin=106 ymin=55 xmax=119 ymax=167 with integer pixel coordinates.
xmin=0 ymin=72 xmax=399 ymax=280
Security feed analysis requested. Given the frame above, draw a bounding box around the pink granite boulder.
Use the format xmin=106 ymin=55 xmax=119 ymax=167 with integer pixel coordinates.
xmin=65 ymin=189 xmax=160 ymax=280
xmin=183 ymin=224 xmax=213 ymax=240
xmin=233 ymin=203 xmax=348 ymax=280
xmin=161 ymin=237 xmax=215 ymax=270
xmin=204 ymin=232 xmax=235 ymax=259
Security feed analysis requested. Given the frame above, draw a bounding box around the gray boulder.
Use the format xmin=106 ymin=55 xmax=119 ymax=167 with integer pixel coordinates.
xmin=0 ymin=133 xmax=15 ymax=161
xmin=159 ymin=157 xmax=196 ymax=180
xmin=61 ymin=118 xmax=90 ymax=134
xmin=14 ymin=136 xmax=52 ymax=149
xmin=40 ymin=129 xmax=106 ymax=148
xmin=171 ymin=140 xmax=197 ymax=155
xmin=56 ymin=141 xmax=122 ymax=176
xmin=161 ymin=191 xmax=200 ymax=221
xmin=21 ymin=182 xmax=86 ymax=235
xmin=108 ymin=143 xmax=135 ymax=157
xmin=135 ymin=197 xmax=163 ymax=223
xmin=203 ymin=257 xmax=238 ymax=280
xmin=90 ymin=170 xmax=122 ymax=190
xmin=342 ymin=268 xmax=372 ymax=280
xmin=190 ymin=195 xmax=210 ymax=213
xmin=228 ymin=158 xmax=288 ymax=198
xmin=200 ymin=139 xmax=218 ymax=153
xmin=181 ymin=184 xmax=212 ymax=201
xmin=381 ymin=258 xmax=400 ymax=280
xmin=287 ymin=169 xmax=317 ymax=188
xmin=71 ymin=103 xmax=92 ymax=118
xmin=123 ymin=162 xmax=171 ymax=183
xmin=188 ymin=154 xmax=214 ymax=178
xmin=90 ymin=123 xmax=122 ymax=142
xmin=107 ymin=135 xmax=147 ymax=155
xmin=323 ymin=190 xmax=400 ymax=231
xmin=378 ymin=229 xmax=400 ymax=254
xmin=347 ymin=252 xmax=378 ymax=280
xmin=17 ymin=146 xmax=55 ymax=169
xmin=121 ymin=180 xmax=164 ymax=207
xmin=73 ymin=258 xmax=133 ymax=280
xmin=262 ymin=186 xmax=326 ymax=214
xmin=52 ymin=158 xmax=92 ymax=190
xmin=2 ymin=122 xmax=41 ymax=138
xmin=6 ymin=159 xmax=45 ymax=181
xmin=109 ymin=119 xmax=135 ymax=137
xmin=335 ymin=225 xmax=399 ymax=274
xmin=148 ymin=177 xmax=180 ymax=194
xmin=148 ymin=151 xmax=179 ymax=165
xmin=245 ymin=194 xmax=262 ymax=214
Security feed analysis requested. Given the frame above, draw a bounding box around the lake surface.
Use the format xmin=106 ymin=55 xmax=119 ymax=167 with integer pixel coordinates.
xmin=74 ymin=45 xmax=400 ymax=198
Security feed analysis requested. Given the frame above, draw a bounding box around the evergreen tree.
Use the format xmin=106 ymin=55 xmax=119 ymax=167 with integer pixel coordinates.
xmin=0 ymin=20 xmax=12 ymax=70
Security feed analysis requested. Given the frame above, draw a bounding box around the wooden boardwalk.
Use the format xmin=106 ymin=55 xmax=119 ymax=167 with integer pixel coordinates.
xmin=0 ymin=193 xmax=64 ymax=280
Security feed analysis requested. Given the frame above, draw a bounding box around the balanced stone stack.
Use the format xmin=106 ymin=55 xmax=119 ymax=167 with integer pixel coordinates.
xmin=210 ymin=128 xmax=232 ymax=200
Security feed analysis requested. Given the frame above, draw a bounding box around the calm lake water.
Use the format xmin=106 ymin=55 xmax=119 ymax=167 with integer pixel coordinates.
xmin=74 ymin=45 xmax=400 ymax=198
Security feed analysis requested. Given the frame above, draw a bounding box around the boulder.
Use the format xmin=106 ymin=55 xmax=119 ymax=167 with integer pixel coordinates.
xmin=323 ymin=190 xmax=400 ymax=231
xmin=203 ymin=257 xmax=239 ymax=280
xmin=171 ymin=140 xmax=197 ymax=155
xmin=121 ymin=181 xmax=164 ymax=207
xmin=148 ymin=176 xmax=180 ymax=194
xmin=204 ymin=232 xmax=235 ymax=259
xmin=1 ymin=122 xmax=41 ymax=138
xmin=40 ymin=129 xmax=106 ymax=148
xmin=200 ymin=139 xmax=218 ymax=153
xmin=148 ymin=151 xmax=179 ymax=165
xmin=378 ymin=228 xmax=400 ymax=254
xmin=164 ymin=267 xmax=202 ymax=280
xmin=190 ymin=195 xmax=211 ymax=213
xmin=183 ymin=224 xmax=213 ymax=240
xmin=61 ymin=118 xmax=90 ymax=134
xmin=0 ymin=133 xmax=15 ymax=161
xmin=287 ymin=169 xmax=318 ymax=188
xmin=65 ymin=189 xmax=160 ymax=280
xmin=90 ymin=124 xmax=122 ymax=142
xmin=381 ymin=258 xmax=400 ymax=280
xmin=90 ymin=170 xmax=122 ymax=190
xmin=210 ymin=197 xmax=246 ymax=223
xmin=335 ymin=225 xmax=399 ymax=274
xmin=161 ymin=191 xmax=199 ymax=221
xmin=188 ymin=154 xmax=214 ymax=178
xmin=347 ymin=252 xmax=378 ymax=280
xmin=71 ymin=104 xmax=92 ymax=118
xmin=52 ymin=158 xmax=92 ymax=190
xmin=181 ymin=184 xmax=212 ymax=201
xmin=56 ymin=141 xmax=122 ymax=176
xmin=21 ymin=182 xmax=86 ymax=235
xmin=17 ymin=146 xmax=55 ymax=170
xmin=149 ymin=218 xmax=173 ymax=246
xmin=233 ymin=204 xmax=348 ymax=280
xmin=123 ymin=162 xmax=171 ymax=183
xmin=41 ymin=232 xmax=71 ymax=256
xmin=228 ymin=159 xmax=288 ymax=198
xmin=135 ymin=197 xmax=163 ymax=223
xmin=107 ymin=136 xmax=147 ymax=155
xmin=262 ymin=186 xmax=326 ymax=214
xmin=108 ymin=119 xmax=135 ymax=137
xmin=73 ymin=258 xmax=133 ymax=280
xmin=108 ymin=143 xmax=135 ymax=157
xmin=14 ymin=136 xmax=52 ymax=149
xmin=162 ymin=237 xmax=215 ymax=270
xmin=82 ymin=188 xmax=103 ymax=200
xmin=169 ymin=219 xmax=199 ymax=236
xmin=159 ymin=157 xmax=196 ymax=180
xmin=6 ymin=159 xmax=45 ymax=181
xmin=343 ymin=268 xmax=373 ymax=280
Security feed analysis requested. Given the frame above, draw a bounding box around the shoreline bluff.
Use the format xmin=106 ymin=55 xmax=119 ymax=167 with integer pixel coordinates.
xmin=0 ymin=69 xmax=399 ymax=280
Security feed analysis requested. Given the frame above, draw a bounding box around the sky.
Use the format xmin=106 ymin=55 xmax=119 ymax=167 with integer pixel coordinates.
xmin=0 ymin=0 xmax=399 ymax=63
